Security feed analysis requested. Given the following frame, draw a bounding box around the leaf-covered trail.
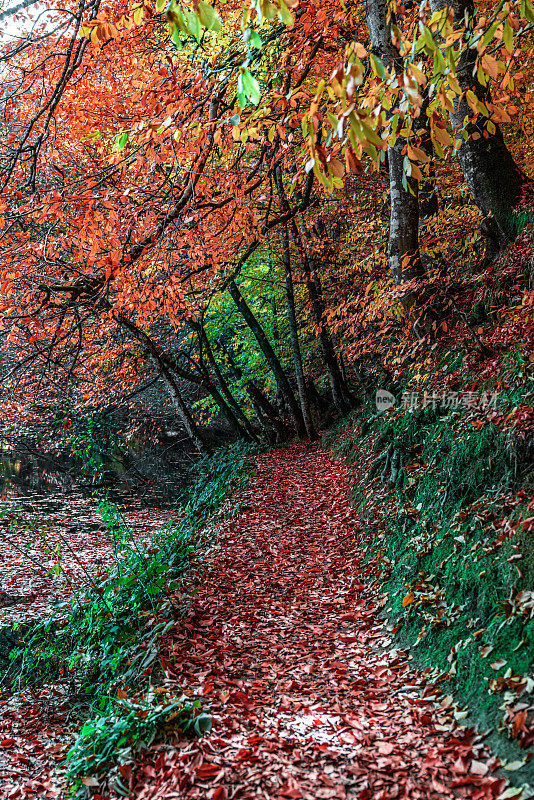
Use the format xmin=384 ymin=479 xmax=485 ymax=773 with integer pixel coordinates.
xmin=130 ymin=444 xmax=508 ymax=800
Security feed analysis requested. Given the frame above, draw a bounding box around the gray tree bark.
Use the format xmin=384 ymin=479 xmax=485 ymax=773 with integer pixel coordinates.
xmin=365 ymin=0 xmax=426 ymax=302
xmin=429 ymin=0 xmax=528 ymax=243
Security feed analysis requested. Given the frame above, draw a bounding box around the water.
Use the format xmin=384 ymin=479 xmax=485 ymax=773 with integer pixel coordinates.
xmin=0 ymin=462 xmax=181 ymax=628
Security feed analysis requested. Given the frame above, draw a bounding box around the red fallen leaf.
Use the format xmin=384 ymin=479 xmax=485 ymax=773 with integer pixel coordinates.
xmin=330 ymin=660 xmax=347 ymax=671
xmin=141 ymin=765 xmax=156 ymax=777
xmin=119 ymin=764 xmax=133 ymax=780
xmin=470 ymin=759 xmax=489 ymax=775
xmin=453 ymin=756 xmax=469 ymax=773
xmin=81 ymin=777 xmax=99 ymax=787
xmin=402 ymin=591 xmax=415 ymax=607
xmin=279 ymin=784 xmax=303 ymax=799
xmin=196 ymin=763 xmax=222 ymax=781
xmin=377 ymin=741 xmax=394 ymax=755
xmin=231 ymin=691 xmax=253 ymax=707
xmin=338 ymin=731 xmax=359 ymax=744
xmin=511 ymin=709 xmax=528 ymax=738
xmin=0 ymin=739 xmax=15 ymax=748
xmin=450 ymin=777 xmax=478 ymax=787
xmin=96 ymin=446 xmax=510 ymax=800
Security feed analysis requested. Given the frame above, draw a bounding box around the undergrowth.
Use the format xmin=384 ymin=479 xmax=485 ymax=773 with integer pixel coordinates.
xmin=325 ymin=359 xmax=534 ymax=768
xmin=9 ymin=441 xmax=254 ymax=795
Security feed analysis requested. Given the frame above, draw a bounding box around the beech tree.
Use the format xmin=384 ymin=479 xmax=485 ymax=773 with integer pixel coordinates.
xmin=1 ymin=0 xmax=533 ymax=447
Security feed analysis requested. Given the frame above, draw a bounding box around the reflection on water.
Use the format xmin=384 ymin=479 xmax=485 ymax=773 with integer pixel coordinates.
xmin=0 ymin=448 xmax=187 ymax=509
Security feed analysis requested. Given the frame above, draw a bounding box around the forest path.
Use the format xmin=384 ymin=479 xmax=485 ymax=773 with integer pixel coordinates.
xmin=130 ymin=443 xmax=508 ymax=800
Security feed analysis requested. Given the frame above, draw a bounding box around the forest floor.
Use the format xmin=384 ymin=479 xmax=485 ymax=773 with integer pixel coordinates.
xmin=0 ymin=444 xmax=523 ymax=799
xmin=124 ymin=443 xmax=515 ymax=800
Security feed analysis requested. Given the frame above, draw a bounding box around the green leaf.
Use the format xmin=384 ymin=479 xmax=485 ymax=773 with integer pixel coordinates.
xmin=117 ymin=132 xmax=128 ymax=150
xmin=433 ymin=48 xmax=446 ymax=74
xmin=197 ymin=1 xmax=221 ymax=32
xmin=183 ymin=9 xmax=201 ymax=40
xmin=194 ymin=713 xmax=212 ymax=734
xmin=242 ymin=69 xmax=261 ymax=105
xmin=249 ymin=30 xmax=262 ymax=48
xmin=481 ymin=21 xmax=499 ymax=49
xmin=422 ymin=25 xmax=435 ymax=51
xmin=169 ymin=7 xmax=188 ymax=43
xmin=360 ymin=119 xmax=383 ymax=147
xmin=503 ymin=19 xmax=514 ymax=53
xmin=520 ymin=0 xmax=534 ymax=22
xmin=370 ymin=53 xmax=386 ymax=79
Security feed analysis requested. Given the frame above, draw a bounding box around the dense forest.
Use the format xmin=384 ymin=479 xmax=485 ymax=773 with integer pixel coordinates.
xmin=0 ymin=0 xmax=533 ymax=796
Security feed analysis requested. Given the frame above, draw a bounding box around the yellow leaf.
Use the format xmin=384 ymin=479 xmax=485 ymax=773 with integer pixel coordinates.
xmin=503 ymin=19 xmax=514 ymax=53
xmin=466 ymin=89 xmax=479 ymax=113
xmin=408 ymin=62 xmax=427 ymax=86
xmin=133 ymin=4 xmax=145 ymax=24
xmin=279 ymin=0 xmax=294 ymax=27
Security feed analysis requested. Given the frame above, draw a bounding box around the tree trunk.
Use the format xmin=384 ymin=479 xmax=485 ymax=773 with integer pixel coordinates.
xmin=366 ymin=0 xmax=426 ymax=296
xmin=114 ymin=314 xmax=209 ymax=454
xmin=293 ymin=232 xmax=354 ymax=412
xmin=199 ymin=363 xmax=253 ymax=442
xmin=228 ymin=278 xmax=306 ymax=436
xmin=246 ymin=380 xmax=289 ymax=440
xmin=429 ymin=0 xmax=528 ymax=243
xmin=150 ymin=355 xmax=209 ymax=455
xmin=387 ymin=146 xmax=424 ymax=288
xmin=275 ymin=165 xmax=353 ymax=414
xmin=194 ymin=323 xmax=259 ymax=443
xmin=279 ymin=225 xmax=318 ymax=440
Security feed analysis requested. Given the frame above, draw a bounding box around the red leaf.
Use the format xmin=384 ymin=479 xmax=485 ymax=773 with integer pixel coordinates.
xmin=196 ymin=763 xmax=222 ymax=781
